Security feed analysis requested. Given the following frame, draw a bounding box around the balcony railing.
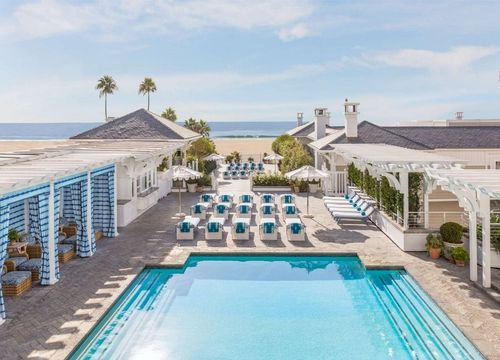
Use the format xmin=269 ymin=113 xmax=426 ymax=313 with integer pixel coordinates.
xmin=407 ymin=211 xmax=469 ymax=230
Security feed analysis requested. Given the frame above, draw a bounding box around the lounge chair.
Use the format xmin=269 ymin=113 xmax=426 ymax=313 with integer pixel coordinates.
xmin=223 ymin=171 xmax=230 ymax=180
xmin=205 ymin=218 xmax=225 ymax=240
xmin=236 ymin=203 xmax=252 ymax=218
xmin=324 ymin=193 xmax=360 ymax=205
xmin=243 ymin=163 xmax=249 ymax=170
xmin=231 ymin=170 xmax=239 ymax=179
xmin=286 ymin=218 xmax=306 ymax=241
xmin=250 ymin=163 xmax=257 ymax=171
xmin=4 ymin=254 xmax=29 ymax=272
xmin=1 ymin=265 xmax=32 ymax=297
xmin=327 ymin=200 xmax=370 ymax=213
xmin=260 ymin=193 xmax=275 ymax=205
xmin=17 ymin=258 xmax=42 ymax=282
xmin=323 ymin=189 xmax=356 ymax=202
xmin=191 ymin=203 xmax=208 ymax=220
xmin=176 ymin=216 xmax=201 ymax=240
xmin=280 ymin=194 xmax=295 ymax=205
xmin=239 ymin=194 xmax=253 ymax=204
xmin=239 ymin=170 xmax=248 ymax=179
xmin=259 ymin=204 xmax=276 ymax=218
xmin=58 ymin=244 xmax=75 ymax=264
xmin=259 ymin=218 xmax=277 ymax=240
xmin=257 ymin=163 xmax=264 ymax=171
xmin=332 ymin=207 xmax=375 ymax=224
xmin=218 ymin=194 xmax=233 ymax=209
xmin=232 ymin=218 xmax=251 ymax=240
xmin=214 ymin=203 xmax=230 ymax=220
xmin=282 ymin=204 xmax=298 ymax=219
xmin=199 ymin=193 xmax=215 ymax=208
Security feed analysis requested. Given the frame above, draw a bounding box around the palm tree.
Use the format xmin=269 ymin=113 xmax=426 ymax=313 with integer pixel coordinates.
xmin=184 ymin=118 xmax=211 ymax=137
xmin=95 ymin=75 xmax=118 ymax=120
xmin=161 ymin=107 xmax=177 ymax=122
xmin=138 ymin=77 xmax=157 ymax=110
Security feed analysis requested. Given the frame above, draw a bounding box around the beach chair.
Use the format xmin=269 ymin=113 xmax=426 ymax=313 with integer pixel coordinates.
xmin=239 ymin=193 xmax=253 ymax=204
xmin=176 ymin=216 xmax=201 ymax=240
xmin=323 ymin=189 xmax=357 ymax=202
xmin=214 ymin=203 xmax=230 ymax=220
xmin=257 ymin=163 xmax=264 ymax=171
xmin=332 ymin=207 xmax=375 ymax=224
xmin=199 ymin=193 xmax=215 ymax=208
xmin=324 ymin=193 xmax=360 ymax=205
xmin=218 ymin=194 xmax=233 ymax=207
xmin=260 ymin=193 xmax=275 ymax=205
xmin=259 ymin=204 xmax=276 ymax=218
xmin=285 ymin=218 xmax=306 ymax=241
xmin=280 ymin=194 xmax=295 ymax=205
xmin=191 ymin=203 xmax=208 ymax=220
xmin=223 ymin=171 xmax=230 ymax=180
xmin=259 ymin=218 xmax=277 ymax=240
xmin=239 ymin=170 xmax=248 ymax=179
xmin=1 ymin=265 xmax=32 ymax=297
xmin=327 ymin=200 xmax=370 ymax=213
xmin=232 ymin=218 xmax=251 ymax=240
xmin=4 ymin=254 xmax=29 ymax=272
xmin=243 ymin=163 xmax=249 ymax=170
xmin=205 ymin=218 xmax=225 ymax=240
xmin=282 ymin=204 xmax=298 ymax=219
xmin=250 ymin=163 xmax=257 ymax=171
xmin=17 ymin=258 xmax=42 ymax=282
xmin=58 ymin=244 xmax=75 ymax=264
xmin=231 ymin=170 xmax=239 ymax=179
xmin=236 ymin=203 xmax=252 ymax=218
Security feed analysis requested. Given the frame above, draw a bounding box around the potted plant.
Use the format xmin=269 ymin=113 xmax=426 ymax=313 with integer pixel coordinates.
xmin=451 ymin=247 xmax=469 ymax=267
xmin=186 ymin=178 xmax=198 ymax=193
xmin=8 ymin=228 xmax=20 ymax=245
xmin=309 ymin=180 xmax=319 ymax=193
xmin=426 ymin=232 xmax=443 ymax=259
xmin=439 ymin=222 xmax=464 ymax=261
xmin=290 ymin=180 xmax=300 ymax=193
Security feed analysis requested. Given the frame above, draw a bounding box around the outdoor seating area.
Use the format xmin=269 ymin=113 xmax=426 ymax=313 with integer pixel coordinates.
xmin=222 ymin=161 xmax=265 ymax=179
xmin=324 ymin=188 xmax=376 ymax=224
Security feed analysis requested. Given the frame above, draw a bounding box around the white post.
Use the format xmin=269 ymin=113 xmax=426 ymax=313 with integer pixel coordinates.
xmin=400 ymin=171 xmax=409 ymax=230
xmin=479 ymin=193 xmax=491 ymax=288
xmin=23 ymin=199 xmax=29 ymax=234
xmin=113 ymin=166 xmax=119 ymax=237
xmin=469 ymin=211 xmax=478 ymax=282
xmin=47 ymin=181 xmax=57 ymax=284
xmin=423 ymin=178 xmax=430 ymax=229
xmin=87 ymin=171 xmax=94 ymax=255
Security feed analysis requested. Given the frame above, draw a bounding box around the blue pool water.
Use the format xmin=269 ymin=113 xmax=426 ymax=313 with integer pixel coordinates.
xmin=71 ymin=256 xmax=484 ymax=359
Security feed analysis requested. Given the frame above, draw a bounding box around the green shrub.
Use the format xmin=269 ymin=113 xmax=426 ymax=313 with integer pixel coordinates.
xmin=197 ymin=174 xmax=212 ymax=187
xmin=440 ymin=222 xmax=463 ymax=244
xmin=252 ymin=174 xmax=290 ymax=187
xmin=426 ymin=233 xmax=443 ymax=250
xmin=272 ymin=134 xmax=295 ymax=155
xmin=8 ymin=228 xmax=19 ymax=242
xmin=186 ymin=178 xmax=198 ymax=185
xmin=451 ymin=247 xmax=469 ymax=261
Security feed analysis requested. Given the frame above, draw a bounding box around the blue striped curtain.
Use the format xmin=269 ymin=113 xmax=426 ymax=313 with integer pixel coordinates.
xmin=0 ymin=206 xmax=10 ymax=321
xmin=8 ymin=201 xmax=25 ymax=233
xmin=71 ymin=181 xmax=95 ymax=257
xmin=37 ymin=193 xmax=55 ymax=285
xmin=62 ymin=187 xmax=75 ymax=223
xmin=53 ymin=190 xmax=61 ymax=280
xmin=28 ymin=197 xmax=41 ymax=241
xmin=92 ymin=171 xmax=115 ymax=238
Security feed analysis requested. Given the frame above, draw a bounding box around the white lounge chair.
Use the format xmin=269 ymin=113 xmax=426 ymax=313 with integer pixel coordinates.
xmin=236 ymin=203 xmax=252 ymax=218
xmin=232 ymin=218 xmax=251 ymax=240
xmin=259 ymin=203 xmax=276 ymax=218
xmin=205 ymin=217 xmax=225 ymax=240
xmin=239 ymin=170 xmax=249 ymax=179
xmin=214 ymin=203 xmax=230 ymax=220
xmin=239 ymin=193 xmax=253 ymax=204
xmin=191 ymin=203 xmax=208 ymax=220
xmin=323 ymin=189 xmax=356 ymax=201
xmin=286 ymin=218 xmax=306 ymax=241
xmin=259 ymin=218 xmax=277 ymax=240
xmin=280 ymin=194 xmax=295 ymax=206
xmin=223 ymin=171 xmax=230 ymax=180
xmin=327 ymin=200 xmax=369 ymax=213
xmin=176 ymin=216 xmax=201 ymax=240
xmin=324 ymin=194 xmax=360 ymax=205
xmin=282 ymin=204 xmax=298 ymax=219
xmin=260 ymin=193 xmax=275 ymax=206
xmin=199 ymin=193 xmax=215 ymax=209
xmin=332 ymin=207 xmax=375 ymax=224
xmin=218 ymin=194 xmax=233 ymax=208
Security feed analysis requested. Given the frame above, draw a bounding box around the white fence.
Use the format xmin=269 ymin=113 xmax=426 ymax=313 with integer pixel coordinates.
xmin=323 ymin=171 xmax=348 ymax=196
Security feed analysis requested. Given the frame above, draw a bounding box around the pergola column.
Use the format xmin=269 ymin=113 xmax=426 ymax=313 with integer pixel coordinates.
xmin=469 ymin=210 xmax=478 ymax=282
xmin=479 ymin=192 xmax=491 ymax=288
xmin=47 ymin=181 xmax=58 ymax=285
xmin=86 ymin=171 xmax=94 ymax=256
xmin=399 ymin=171 xmax=409 ymax=230
xmin=113 ymin=167 xmax=119 ymax=237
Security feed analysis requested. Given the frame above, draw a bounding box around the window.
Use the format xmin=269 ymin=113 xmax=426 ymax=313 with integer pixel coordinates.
xmin=136 ymin=177 xmax=140 ymax=194
xmin=142 ymin=174 xmax=147 ymax=191
xmin=131 ymin=180 xmax=135 ymax=197
xmin=148 ymin=171 xmax=152 ymax=188
xmin=496 ymin=161 xmax=500 ymax=170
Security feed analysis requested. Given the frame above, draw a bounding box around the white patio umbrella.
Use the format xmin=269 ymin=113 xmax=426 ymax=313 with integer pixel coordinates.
xmin=285 ymin=165 xmax=329 ymax=218
xmin=203 ymin=153 xmax=226 ymax=162
xmin=264 ymin=153 xmax=284 ymax=173
xmin=172 ymin=165 xmax=202 ymax=218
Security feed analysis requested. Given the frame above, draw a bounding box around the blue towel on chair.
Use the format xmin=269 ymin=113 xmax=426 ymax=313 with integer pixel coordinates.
xmin=216 ymin=204 xmax=226 ymax=214
xmin=263 ymin=222 xmax=274 ymax=234
xmin=263 ymin=206 xmax=272 ymax=215
xmin=291 ymin=223 xmax=302 ymax=234
xmin=235 ymin=222 xmax=246 ymax=234
xmin=263 ymin=195 xmax=273 ymax=203
xmin=220 ymin=195 xmax=231 ymax=202
xmin=283 ymin=195 xmax=293 ymax=204
xmin=286 ymin=206 xmax=295 ymax=215
xmin=179 ymin=221 xmax=191 ymax=232
xmin=241 ymin=195 xmax=251 ymax=203
xmin=240 ymin=205 xmax=249 ymax=214
xmin=201 ymin=194 xmax=210 ymax=202
xmin=207 ymin=222 xmax=219 ymax=233
xmin=193 ymin=204 xmax=202 ymax=213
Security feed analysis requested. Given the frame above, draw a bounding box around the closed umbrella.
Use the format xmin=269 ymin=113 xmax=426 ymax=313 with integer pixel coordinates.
xmin=264 ymin=153 xmax=284 ymax=173
xmin=172 ymin=165 xmax=202 ymax=218
xmin=285 ymin=165 xmax=329 ymax=218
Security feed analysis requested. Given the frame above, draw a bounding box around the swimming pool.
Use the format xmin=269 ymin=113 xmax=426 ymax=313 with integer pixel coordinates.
xmin=70 ymin=256 xmax=484 ymax=359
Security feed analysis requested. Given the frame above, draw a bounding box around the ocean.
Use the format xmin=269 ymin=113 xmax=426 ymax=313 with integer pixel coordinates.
xmin=0 ymin=121 xmax=296 ymax=140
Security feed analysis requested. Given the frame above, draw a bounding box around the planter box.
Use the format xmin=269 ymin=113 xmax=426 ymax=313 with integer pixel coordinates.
xmin=443 ymin=241 xmax=464 ymax=261
xmin=187 ymin=183 xmax=197 ymax=193
xmin=252 ymin=186 xmax=291 ymax=192
xmin=478 ymin=246 xmax=500 ymax=268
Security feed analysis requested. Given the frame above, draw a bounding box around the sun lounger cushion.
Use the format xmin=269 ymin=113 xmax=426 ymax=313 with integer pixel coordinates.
xmin=241 ymin=195 xmax=252 ymax=203
xmin=235 ymin=222 xmax=246 ymax=234
xmin=60 ymin=235 xmax=77 ymax=245
xmin=262 ymin=222 xmax=274 ymax=234
xmin=282 ymin=195 xmax=293 ymax=204
xmin=207 ymin=222 xmax=220 ymax=233
xmin=216 ymin=204 xmax=227 ymax=214
xmin=285 ymin=206 xmax=296 ymax=215
xmin=17 ymin=258 xmax=42 ymax=272
xmin=290 ymin=223 xmax=302 ymax=234
xmin=220 ymin=195 xmax=231 ymax=202
xmin=6 ymin=257 xmax=28 ymax=268
xmin=1 ymin=271 xmax=32 ymax=286
xmin=178 ymin=221 xmax=191 ymax=232
xmin=58 ymin=244 xmax=74 ymax=255
xmin=193 ymin=204 xmax=203 ymax=214
xmin=239 ymin=205 xmax=249 ymax=214
xmin=262 ymin=206 xmax=273 ymax=215
xmin=200 ymin=194 xmax=212 ymax=202
xmin=262 ymin=194 xmax=273 ymax=203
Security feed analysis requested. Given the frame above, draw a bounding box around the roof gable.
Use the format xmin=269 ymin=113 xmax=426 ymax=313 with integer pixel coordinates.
xmin=71 ymin=109 xmax=201 ymax=140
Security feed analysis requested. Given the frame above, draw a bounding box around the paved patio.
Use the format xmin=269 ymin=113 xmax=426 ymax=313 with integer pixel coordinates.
xmin=1 ymin=176 xmax=500 ymax=359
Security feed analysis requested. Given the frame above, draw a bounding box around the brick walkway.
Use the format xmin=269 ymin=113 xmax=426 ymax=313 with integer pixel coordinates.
xmin=1 ymin=177 xmax=499 ymax=359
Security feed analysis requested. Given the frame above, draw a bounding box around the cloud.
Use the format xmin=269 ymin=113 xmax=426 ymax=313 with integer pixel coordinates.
xmin=0 ymin=0 xmax=316 ymax=41
xmin=277 ymin=23 xmax=312 ymax=41
xmin=370 ymin=46 xmax=500 ymax=74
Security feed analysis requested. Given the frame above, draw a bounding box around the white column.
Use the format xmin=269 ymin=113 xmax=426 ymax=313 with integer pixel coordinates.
xmin=469 ymin=211 xmax=478 ymax=282
xmin=47 ymin=181 xmax=57 ymax=284
xmin=23 ymin=199 xmax=29 ymax=234
xmin=479 ymin=193 xmax=491 ymax=288
xmin=400 ymin=171 xmax=409 ymax=230
xmin=113 ymin=167 xmax=119 ymax=236
xmin=423 ymin=178 xmax=430 ymax=229
xmin=86 ymin=171 xmax=94 ymax=256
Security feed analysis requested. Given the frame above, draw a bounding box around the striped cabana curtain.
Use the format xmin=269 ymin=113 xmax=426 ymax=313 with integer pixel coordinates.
xmin=62 ymin=186 xmax=75 ymax=223
xmin=92 ymin=171 xmax=115 ymax=238
xmin=0 ymin=206 xmax=10 ymax=321
xmin=28 ymin=197 xmax=41 ymax=241
xmin=71 ymin=181 xmax=95 ymax=257
xmin=36 ymin=193 xmax=56 ymax=285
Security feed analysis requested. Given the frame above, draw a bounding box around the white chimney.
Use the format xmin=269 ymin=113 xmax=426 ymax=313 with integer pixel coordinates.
xmin=314 ymin=108 xmax=329 ymax=140
xmin=297 ymin=112 xmax=304 ymax=127
xmin=105 ymin=116 xmax=115 ymax=123
xmin=455 ymin=111 xmax=463 ymax=120
xmin=344 ymin=99 xmax=359 ymax=138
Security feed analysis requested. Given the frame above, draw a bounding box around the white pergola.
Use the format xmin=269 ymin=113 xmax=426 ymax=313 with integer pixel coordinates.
xmin=427 ymin=169 xmax=500 ymax=288
xmin=329 ymin=144 xmax=465 ymax=229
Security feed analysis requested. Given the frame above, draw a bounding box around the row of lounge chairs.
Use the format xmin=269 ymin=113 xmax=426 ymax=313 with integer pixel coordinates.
xmin=226 ymin=162 xmax=264 ymax=172
xmin=176 ymin=193 xmax=306 ymax=241
xmin=323 ymin=189 xmax=375 ymax=224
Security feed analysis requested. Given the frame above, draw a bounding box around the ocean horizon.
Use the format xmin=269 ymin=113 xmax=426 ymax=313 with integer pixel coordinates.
xmin=0 ymin=121 xmax=296 ymax=140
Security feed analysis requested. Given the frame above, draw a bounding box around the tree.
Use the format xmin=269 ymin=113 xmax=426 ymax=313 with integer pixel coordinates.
xmin=272 ymin=134 xmax=295 ymax=155
xmin=184 ymin=118 xmax=211 ymax=137
xmin=279 ymin=140 xmax=313 ymax=173
xmin=161 ymin=107 xmax=177 ymax=122
xmin=187 ymin=137 xmax=216 ymax=159
xmin=95 ymin=75 xmax=118 ymax=120
xmin=138 ymin=77 xmax=157 ymax=111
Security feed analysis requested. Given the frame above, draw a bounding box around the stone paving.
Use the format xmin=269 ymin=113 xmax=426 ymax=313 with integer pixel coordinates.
xmin=0 ymin=176 xmax=499 ymax=359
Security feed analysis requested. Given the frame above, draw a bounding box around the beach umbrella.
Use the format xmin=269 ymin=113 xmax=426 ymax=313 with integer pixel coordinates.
xmin=264 ymin=153 xmax=284 ymax=173
xmin=285 ymin=165 xmax=329 ymax=218
xmin=172 ymin=165 xmax=202 ymax=218
xmin=203 ymin=153 xmax=226 ymax=162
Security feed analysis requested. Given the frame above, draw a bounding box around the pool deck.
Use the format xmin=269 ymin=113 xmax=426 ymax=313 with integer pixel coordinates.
xmin=1 ymin=176 xmax=500 ymax=359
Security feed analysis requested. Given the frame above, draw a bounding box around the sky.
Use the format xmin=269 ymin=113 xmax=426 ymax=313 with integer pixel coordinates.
xmin=0 ymin=0 xmax=499 ymax=125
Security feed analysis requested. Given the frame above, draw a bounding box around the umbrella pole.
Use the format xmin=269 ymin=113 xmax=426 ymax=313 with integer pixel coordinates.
xmin=303 ymin=182 xmax=314 ymax=218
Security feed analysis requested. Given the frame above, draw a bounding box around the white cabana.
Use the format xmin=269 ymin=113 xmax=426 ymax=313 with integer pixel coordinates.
xmin=171 ymin=166 xmax=202 ymax=218
xmin=264 ymin=153 xmax=283 ymax=173
xmin=285 ymin=165 xmax=329 ymax=218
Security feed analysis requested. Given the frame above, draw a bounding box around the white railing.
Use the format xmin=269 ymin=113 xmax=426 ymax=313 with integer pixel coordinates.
xmin=324 ymin=171 xmax=348 ymax=195
xmin=407 ymin=211 xmax=469 ymax=230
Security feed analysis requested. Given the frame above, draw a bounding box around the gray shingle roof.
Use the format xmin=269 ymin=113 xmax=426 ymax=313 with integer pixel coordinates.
xmin=71 ymin=109 xmax=201 ymax=141
xmin=286 ymin=122 xmax=343 ymax=138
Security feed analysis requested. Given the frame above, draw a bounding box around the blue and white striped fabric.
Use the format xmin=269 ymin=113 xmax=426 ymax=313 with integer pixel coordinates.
xmin=0 ymin=206 xmax=10 ymax=321
xmin=70 ymin=181 xmax=95 ymax=257
xmin=62 ymin=187 xmax=76 ymax=223
xmin=91 ymin=170 xmax=115 ymax=238
xmin=28 ymin=197 xmax=41 ymax=241
xmin=36 ymin=193 xmax=54 ymax=285
xmin=8 ymin=201 xmax=25 ymax=233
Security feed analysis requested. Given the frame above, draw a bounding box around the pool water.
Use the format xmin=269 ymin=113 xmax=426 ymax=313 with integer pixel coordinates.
xmin=71 ymin=256 xmax=484 ymax=359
